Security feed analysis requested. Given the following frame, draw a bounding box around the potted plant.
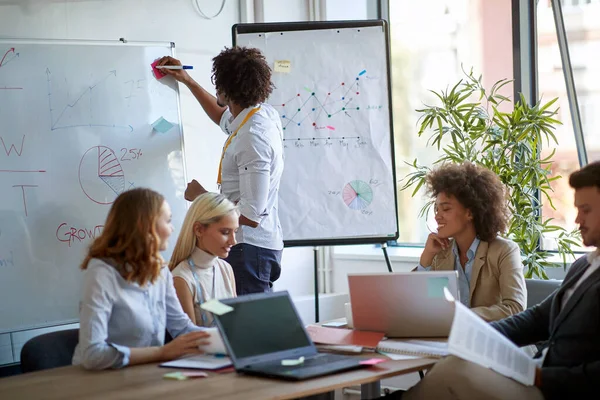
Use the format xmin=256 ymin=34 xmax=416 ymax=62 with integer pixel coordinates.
xmin=401 ymin=69 xmax=581 ymax=279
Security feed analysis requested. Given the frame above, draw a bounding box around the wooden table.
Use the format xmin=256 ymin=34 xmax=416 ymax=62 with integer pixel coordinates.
xmin=0 ymin=357 xmax=435 ymax=400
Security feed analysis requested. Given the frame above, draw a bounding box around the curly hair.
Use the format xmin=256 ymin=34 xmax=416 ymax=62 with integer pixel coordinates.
xmin=80 ymin=188 xmax=165 ymax=286
xmin=211 ymin=46 xmax=274 ymax=109
xmin=426 ymin=162 xmax=510 ymax=242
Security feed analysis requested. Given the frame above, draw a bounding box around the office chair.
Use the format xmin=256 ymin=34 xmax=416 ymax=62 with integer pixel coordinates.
xmin=20 ymin=329 xmax=79 ymax=373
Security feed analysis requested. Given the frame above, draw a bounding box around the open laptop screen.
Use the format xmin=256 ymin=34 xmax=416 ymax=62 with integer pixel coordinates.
xmin=217 ymin=292 xmax=313 ymax=360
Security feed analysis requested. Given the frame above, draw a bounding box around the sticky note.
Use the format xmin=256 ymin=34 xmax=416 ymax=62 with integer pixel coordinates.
xmin=151 ymin=117 xmax=174 ymax=133
xmin=163 ymin=372 xmax=187 ymax=381
xmin=274 ymin=60 xmax=291 ymax=73
xmin=200 ymin=299 xmax=234 ymax=316
xmin=359 ymin=358 xmax=386 ymax=366
xmin=181 ymin=371 xmax=208 ymax=378
xmin=163 ymin=371 xmax=208 ymax=380
xmin=151 ymin=60 xmax=167 ymax=80
xmin=281 ymin=356 xmax=305 ymax=366
xmin=427 ymin=277 xmax=449 ymax=299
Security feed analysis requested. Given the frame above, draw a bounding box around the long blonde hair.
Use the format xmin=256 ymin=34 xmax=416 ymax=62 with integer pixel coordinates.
xmin=81 ymin=188 xmax=165 ymax=286
xmin=168 ymin=192 xmax=238 ymax=270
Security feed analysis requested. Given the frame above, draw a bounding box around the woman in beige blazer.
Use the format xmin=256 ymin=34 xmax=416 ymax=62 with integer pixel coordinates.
xmin=416 ymin=163 xmax=526 ymax=322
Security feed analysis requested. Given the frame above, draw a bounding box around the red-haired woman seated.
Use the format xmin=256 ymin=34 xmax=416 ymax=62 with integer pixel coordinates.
xmin=72 ymin=188 xmax=209 ymax=370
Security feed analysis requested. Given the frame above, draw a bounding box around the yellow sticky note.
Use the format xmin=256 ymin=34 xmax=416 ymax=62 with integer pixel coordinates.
xmin=200 ymin=299 xmax=234 ymax=316
xmin=163 ymin=372 xmax=187 ymax=381
xmin=274 ymin=60 xmax=291 ymax=73
xmin=281 ymin=356 xmax=305 ymax=366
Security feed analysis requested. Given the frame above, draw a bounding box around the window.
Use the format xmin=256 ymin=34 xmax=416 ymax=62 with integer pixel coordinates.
xmin=537 ymin=2 xmax=600 ymax=251
xmin=388 ymin=0 xmax=513 ymax=244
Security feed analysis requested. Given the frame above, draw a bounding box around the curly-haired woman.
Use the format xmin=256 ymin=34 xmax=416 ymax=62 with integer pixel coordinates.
xmin=416 ymin=162 xmax=526 ymax=321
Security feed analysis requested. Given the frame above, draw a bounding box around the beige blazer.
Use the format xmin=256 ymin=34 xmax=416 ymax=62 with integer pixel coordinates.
xmin=428 ymin=236 xmax=527 ymax=322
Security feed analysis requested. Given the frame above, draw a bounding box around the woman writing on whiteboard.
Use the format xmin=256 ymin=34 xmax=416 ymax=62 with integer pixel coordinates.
xmin=416 ymin=162 xmax=526 ymax=321
xmin=169 ymin=192 xmax=238 ymax=327
xmin=72 ymin=188 xmax=209 ymax=370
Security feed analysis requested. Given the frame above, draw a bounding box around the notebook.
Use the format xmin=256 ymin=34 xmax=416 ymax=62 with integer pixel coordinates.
xmin=305 ymin=325 xmax=385 ymax=348
xmin=160 ymin=354 xmax=232 ymax=370
xmin=376 ymin=339 xmax=449 ymax=359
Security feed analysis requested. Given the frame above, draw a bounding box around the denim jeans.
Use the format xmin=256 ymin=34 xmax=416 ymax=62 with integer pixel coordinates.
xmin=224 ymin=243 xmax=282 ymax=295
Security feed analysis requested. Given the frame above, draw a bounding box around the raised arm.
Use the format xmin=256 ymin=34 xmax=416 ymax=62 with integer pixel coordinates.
xmin=156 ymin=56 xmax=226 ymax=125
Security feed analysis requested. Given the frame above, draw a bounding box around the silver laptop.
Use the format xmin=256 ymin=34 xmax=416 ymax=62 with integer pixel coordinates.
xmin=348 ymin=271 xmax=459 ymax=337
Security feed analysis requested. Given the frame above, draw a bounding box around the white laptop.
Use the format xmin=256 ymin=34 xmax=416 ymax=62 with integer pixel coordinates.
xmin=348 ymin=271 xmax=459 ymax=338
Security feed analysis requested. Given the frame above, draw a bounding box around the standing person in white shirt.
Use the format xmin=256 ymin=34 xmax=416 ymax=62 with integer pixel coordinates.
xmin=157 ymin=47 xmax=284 ymax=294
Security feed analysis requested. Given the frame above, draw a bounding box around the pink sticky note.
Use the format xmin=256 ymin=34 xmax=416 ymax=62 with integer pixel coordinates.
xmin=360 ymin=358 xmax=387 ymax=366
xmin=181 ymin=372 xmax=208 ymax=378
xmin=151 ymin=60 xmax=167 ymax=80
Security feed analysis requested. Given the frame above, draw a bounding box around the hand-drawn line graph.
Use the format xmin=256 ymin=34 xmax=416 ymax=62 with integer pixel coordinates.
xmin=0 ymin=47 xmax=23 ymax=90
xmin=79 ymin=145 xmax=126 ymax=205
xmin=46 ymin=68 xmax=133 ymax=132
xmin=342 ymin=180 xmax=373 ymax=210
xmin=273 ymin=70 xmax=375 ymax=141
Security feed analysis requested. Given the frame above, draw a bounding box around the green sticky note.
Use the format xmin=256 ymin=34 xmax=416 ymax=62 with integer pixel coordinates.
xmin=427 ymin=277 xmax=449 ymax=298
xmin=151 ymin=116 xmax=174 ymax=133
xmin=163 ymin=372 xmax=187 ymax=381
xmin=281 ymin=356 xmax=305 ymax=366
xmin=200 ymin=299 xmax=234 ymax=315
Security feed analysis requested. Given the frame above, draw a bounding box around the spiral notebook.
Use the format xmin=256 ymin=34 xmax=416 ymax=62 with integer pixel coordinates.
xmin=376 ymin=339 xmax=449 ymax=359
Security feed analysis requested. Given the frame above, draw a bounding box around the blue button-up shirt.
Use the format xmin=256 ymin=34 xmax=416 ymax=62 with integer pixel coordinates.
xmin=417 ymin=237 xmax=481 ymax=307
xmin=72 ymin=258 xmax=201 ymax=370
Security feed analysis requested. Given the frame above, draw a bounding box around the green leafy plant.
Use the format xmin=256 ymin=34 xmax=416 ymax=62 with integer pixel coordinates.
xmin=401 ymin=69 xmax=581 ymax=279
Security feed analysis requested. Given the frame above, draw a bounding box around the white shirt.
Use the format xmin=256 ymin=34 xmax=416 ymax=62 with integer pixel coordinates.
xmin=72 ymin=258 xmax=200 ymax=370
xmin=171 ymin=247 xmax=237 ymax=327
xmin=219 ymin=103 xmax=284 ymax=250
xmin=561 ymin=249 xmax=600 ymax=310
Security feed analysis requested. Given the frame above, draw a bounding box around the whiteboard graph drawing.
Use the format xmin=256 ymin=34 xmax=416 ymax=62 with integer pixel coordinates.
xmin=342 ymin=180 xmax=373 ymax=210
xmin=274 ymin=70 xmax=368 ymax=134
xmin=79 ymin=145 xmax=125 ymax=205
xmin=46 ymin=68 xmax=133 ymax=132
xmin=0 ymin=47 xmax=22 ymax=90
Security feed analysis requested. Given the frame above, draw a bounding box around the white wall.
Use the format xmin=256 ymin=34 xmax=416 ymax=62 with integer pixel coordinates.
xmin=0 ymin=0 xmax=318 ymax=354
xmin=262 ymin=0 xmax=309 ymax=22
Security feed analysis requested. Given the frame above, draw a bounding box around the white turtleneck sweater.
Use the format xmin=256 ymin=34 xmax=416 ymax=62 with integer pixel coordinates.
xmin=171 ymin=247 xmax=237 ymax=327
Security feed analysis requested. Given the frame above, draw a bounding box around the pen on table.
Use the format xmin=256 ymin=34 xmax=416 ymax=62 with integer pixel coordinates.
xmin=156 ymin=65 xmax=194 ymax=70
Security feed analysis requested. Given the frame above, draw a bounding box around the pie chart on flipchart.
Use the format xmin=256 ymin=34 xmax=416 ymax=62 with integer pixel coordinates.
xmin=342 ymin=180 xmax=373 ymax=210
xmin=78 ymin=145 xmax=125 ymax=205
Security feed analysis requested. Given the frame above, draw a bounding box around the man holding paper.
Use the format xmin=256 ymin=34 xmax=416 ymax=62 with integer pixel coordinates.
xmin=386 ymin=161 xmax=600 ymax=400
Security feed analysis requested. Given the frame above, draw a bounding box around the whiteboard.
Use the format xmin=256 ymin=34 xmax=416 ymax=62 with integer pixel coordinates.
xmin=0 ymin=39 xmax=187 ymax=333
xmin=234 ymin=21 xmax=399 ymax=246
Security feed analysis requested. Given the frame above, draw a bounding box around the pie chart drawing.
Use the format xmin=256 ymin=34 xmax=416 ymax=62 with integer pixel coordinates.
xmin=79 ymin=145 xmax=125 ymax=205
xmin=342 ymin=180 xmax=373 ymax=210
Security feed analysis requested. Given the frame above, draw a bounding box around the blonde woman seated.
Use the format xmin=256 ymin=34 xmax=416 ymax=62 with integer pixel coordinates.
xmin=73 ymin=188 xmax=209 ymax=370
xmin=169 ymin=192 xmax=238 ymax=327
xmin=416 ymin=162 xmax=526 ymax=321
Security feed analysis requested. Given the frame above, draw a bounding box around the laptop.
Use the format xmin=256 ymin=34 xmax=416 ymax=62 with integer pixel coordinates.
xmin=212 ymin=291 xmax=365 ymax=380
xmin=348 ymin=271 xmax=459 ymax=338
